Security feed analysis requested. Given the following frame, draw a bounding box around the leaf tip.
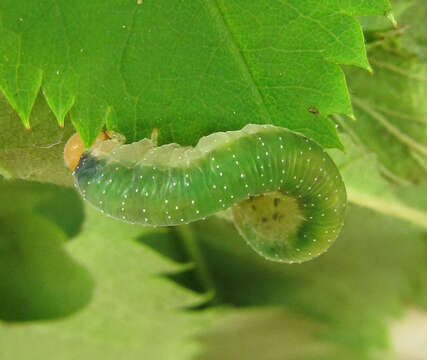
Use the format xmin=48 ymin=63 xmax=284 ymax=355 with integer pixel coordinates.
xmin=336 ymin=140 xmax=345 ymax=152
xmin=19 ymin=114 xmax=32 ymax=130
xmin=386 ymin=12 xmax=397 ymax=28
xmin=358 ymin=56 xmax=374 ymax=74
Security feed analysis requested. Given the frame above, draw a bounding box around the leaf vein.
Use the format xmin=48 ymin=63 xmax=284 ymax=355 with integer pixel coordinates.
xmin=207 ymin=0 xmax=272 ymax=123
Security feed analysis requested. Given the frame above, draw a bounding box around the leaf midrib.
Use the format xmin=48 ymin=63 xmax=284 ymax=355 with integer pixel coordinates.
xmin=206 ymin=0 xmax=272 ymax=124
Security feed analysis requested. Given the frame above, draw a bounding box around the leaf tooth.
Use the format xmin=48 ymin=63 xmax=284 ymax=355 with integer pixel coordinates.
xmin=386 ymin=11 xmax=397 ymax=29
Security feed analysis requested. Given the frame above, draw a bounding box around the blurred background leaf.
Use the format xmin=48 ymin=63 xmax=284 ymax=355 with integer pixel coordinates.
xmin=328 ymin=134 xmax=427 ymax=229
xmin=0 ymin=180 xmax=211 ymax=359
xmin=0 ymin=93 xmax=74 ymax=186
xmin=0 ymin=179 xmax=92 ymax=321
xmin=191 ymin=204 xmax=427 ymax=359
xmin=340 ymin=0 xmax=427 ymax=184
xmin=200 ymin=308 xmax=371 ymax=360
xmin=336 ymin=47 xmax=427 ymax=184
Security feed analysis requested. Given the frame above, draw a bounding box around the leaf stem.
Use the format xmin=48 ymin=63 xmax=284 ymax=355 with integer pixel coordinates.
xmin=347 ymin=189 xmax=427 ymax=229
xmin=175 ymin=224 xmax=217 ymax=302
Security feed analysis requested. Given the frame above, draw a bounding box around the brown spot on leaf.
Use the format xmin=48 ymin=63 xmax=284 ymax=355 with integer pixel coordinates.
xmin=308 ymin=106 xmax=319 ymax=115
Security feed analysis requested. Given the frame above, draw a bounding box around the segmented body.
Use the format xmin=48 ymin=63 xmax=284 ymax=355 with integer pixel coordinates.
xmin=73 ymin=124 xmax=346 ymax=262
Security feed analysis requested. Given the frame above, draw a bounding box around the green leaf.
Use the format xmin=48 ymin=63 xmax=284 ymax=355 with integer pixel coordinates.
xmin=0 ymin=214 xmax=94 ymax=321
xmin=398 ymin=0 xmax=427 ymax=60
xmin=0 ymin=178 xmax=85 ymax=236
xmin=328 ymin=134 xmax=427 ymax=229
xmin=359 ymin=0 xmax=426 ymax=56
xmin=336 ymin=45 xmax=427 ymax=183
xmin=0 ymin=0 xmax=392 ymax=148
xmin=201 ymin=307 xmax=427 ymax=360
xmin=200 ymin=308 xmax=379 ymax=360
xmin=338 ymin=0 xmax=427 ymax=184
xmin=0 ymin=180 xmax=209 ymax=359
xmin=190 ymin=204 xmax=427 ymax=358
xmin=0 ymin=178 xmax=91 ymax=320
xmin=0 ymin=93 xmax=75 ymax=186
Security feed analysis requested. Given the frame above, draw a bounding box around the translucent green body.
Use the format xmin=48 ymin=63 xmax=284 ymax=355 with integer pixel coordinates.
xmin=74 ymin=124 xmax=346 ymax=263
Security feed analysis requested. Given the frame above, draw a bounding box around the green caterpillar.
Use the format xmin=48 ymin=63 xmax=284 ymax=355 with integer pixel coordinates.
xmin=69 ymin=124 xmax=347 ymax=263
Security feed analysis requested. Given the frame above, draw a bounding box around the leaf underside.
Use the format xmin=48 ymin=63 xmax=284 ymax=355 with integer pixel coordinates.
xmin=339 ymin=46 xmax=427 ymax=184
xmin=0 ymin=0 xmax=392 ymax=148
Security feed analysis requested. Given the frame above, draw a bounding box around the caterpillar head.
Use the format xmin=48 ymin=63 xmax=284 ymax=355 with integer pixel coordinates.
xmin=64 ymin=131 xmax=109 ymax=170
xmin=64 ymin=129 xmax=159 ymax=170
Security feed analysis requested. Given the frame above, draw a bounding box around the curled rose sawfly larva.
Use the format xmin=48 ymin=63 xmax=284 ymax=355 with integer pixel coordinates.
xmin=65 ymin=124 xmax=347 ymax=263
